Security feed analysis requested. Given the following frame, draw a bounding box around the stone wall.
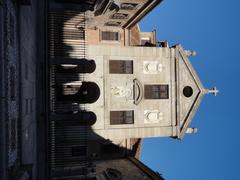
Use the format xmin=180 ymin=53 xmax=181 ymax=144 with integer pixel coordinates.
xmin=0 ymin=0 xmax=38 ymax=179
xmin=0 ymin=0 xmax=20 ymax=178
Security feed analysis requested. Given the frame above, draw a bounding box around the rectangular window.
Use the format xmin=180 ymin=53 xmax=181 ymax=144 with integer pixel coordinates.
xmin=144 ymin=85 xmax=169 ymax=99
xmin=71 ymin=146 xmax=87 ymax=156
xmin=105 ymin=21 xmax=121 ymax=27
xmin=101 ymin=31 xmax=119 ymax=41
xmin=120 ymin=3 xmax=138 ymax=10
xmin=111 ymin=13 xmax=128 ymax=19
xmin=110 ymin=110 xmax=134 ymax=125
xmin=109 ymin=60 xmax=133 ymax=74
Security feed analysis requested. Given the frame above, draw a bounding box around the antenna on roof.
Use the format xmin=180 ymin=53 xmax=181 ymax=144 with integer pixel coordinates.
xmin=204 ymin=86 xmax=219 ymax=96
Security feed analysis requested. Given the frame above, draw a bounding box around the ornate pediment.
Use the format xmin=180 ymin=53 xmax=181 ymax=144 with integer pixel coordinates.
xmin=176 ymin=45 xmax=205 ymax=139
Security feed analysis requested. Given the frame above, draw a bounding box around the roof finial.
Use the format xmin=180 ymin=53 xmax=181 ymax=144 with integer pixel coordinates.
xmin=204 ymin=86 xmax=219 ymax=96
xmin=186 ymin=128 xmax=198 ymax=134
xmin=184 ymin=50 xmax=197 ymax=57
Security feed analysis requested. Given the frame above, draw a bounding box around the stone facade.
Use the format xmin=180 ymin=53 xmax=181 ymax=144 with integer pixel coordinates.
xmin=87 ymin=44 xmax=209 ymax=140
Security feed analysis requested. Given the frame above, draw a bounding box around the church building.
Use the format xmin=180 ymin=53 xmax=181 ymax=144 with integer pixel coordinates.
xmin=84 ymin=44 xmax=218 ymax=140
xmin=0 ymin=0 xmax=218 ymax=179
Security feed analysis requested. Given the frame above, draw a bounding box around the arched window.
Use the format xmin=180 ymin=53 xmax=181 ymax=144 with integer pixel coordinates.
xmin=56 ymin=82 xmax=100 ymax=103
xmin=56 ymin=59 xmax=96 ymax=73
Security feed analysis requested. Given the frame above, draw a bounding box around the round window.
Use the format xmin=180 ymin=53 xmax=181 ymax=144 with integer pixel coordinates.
xmin=183 ymin=86 xmax=193 ymax=97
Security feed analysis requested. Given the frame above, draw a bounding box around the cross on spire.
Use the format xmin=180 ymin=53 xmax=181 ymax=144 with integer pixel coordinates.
xmin=205 ymin=86 xmax=219 ymax=96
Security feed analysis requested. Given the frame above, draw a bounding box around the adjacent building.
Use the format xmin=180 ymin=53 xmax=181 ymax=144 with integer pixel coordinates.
xmin=94 ymin=157 xmax=164 ymax=180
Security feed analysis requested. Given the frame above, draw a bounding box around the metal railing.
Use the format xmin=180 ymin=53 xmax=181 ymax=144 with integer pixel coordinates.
xmin=48 ymin=10 xmax=91 ymax=179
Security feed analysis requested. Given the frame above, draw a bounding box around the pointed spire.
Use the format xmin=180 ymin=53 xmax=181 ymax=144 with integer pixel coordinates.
xmin=204 ymin=86 xmax=219 ymax=96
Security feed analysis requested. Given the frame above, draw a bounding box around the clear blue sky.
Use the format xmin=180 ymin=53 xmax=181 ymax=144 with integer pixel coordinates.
xmin=139 ymin=0 xmax=240 ymax=180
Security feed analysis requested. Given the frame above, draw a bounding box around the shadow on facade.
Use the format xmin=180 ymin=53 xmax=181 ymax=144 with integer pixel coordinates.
xmin=45 ymin=2 xmax=164 ymax=179
xmin=47 ymin=3 xmax=138 ymax=179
